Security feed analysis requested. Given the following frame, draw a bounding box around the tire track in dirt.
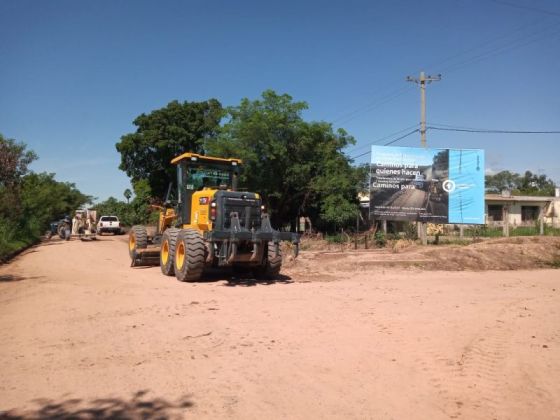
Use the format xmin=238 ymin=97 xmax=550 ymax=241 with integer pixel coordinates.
xmin=418 ymin=298 xmax=542 ymax=420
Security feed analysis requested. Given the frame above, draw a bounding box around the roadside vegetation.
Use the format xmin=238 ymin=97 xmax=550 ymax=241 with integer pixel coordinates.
xmin=0 ymin=134 xmax=89 ymax=260
xmin=115 ymin=90 xmax=366 ymax=232
xmin=3 ymin=91 xmax=559 ymax=259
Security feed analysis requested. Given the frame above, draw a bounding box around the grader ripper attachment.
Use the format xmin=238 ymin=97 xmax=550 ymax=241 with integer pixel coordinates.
xmin=128 ymin=153 xmax=299 ymax=281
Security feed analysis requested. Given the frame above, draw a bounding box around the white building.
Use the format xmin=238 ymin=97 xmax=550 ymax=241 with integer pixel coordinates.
xmin=485 ymin=190 xmax=560 ymax=228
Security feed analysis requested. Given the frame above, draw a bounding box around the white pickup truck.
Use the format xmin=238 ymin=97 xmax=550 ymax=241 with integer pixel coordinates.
xmin=97 ymin=215 xmax=123 ymax=235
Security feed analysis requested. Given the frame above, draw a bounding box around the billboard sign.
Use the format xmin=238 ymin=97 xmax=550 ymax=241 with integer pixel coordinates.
xmin=370 ymin=145 xmax=484 ymax=224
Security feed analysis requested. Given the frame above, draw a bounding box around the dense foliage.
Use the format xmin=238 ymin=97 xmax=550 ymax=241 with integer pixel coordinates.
xmin=486 ymin=170 xmax=556 ymax=196
xmin=115 ymin=91 xmax=365 ymax=231
xmin=93 ymin=180 xmax=157 ymax=227
xmin=0 ymin=134 xmax=90 ymax=258
xmin=206 ymin=91 xmax=364 ymax=229
xmin=116 ymin=99 xmax=223 ymax=199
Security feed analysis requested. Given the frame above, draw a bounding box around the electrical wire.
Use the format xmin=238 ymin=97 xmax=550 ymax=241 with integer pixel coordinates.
xmin=489 ymin=0 xmax=560 ymax=18
xmin=332 ymin=86 xmax=413 ymax=125
xmin=440 ymin=23 xmax=560 ymax=74
xmin=421 ymin=16 xmax=547 ymax=71
xmin=427 ymin=125 xmax=560 ymax=134
xmin=346 ymin=123 xmax=420 ymax=154
xmin=324 ymin=1 xmax=560 ymax=136
xmin=350 ymin=129 xmax=420 ymax=160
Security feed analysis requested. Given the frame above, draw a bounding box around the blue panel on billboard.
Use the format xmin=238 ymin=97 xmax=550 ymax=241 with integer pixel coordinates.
xmin=370 ymin=145 xmax=485 ymax=224
xmin=448 ymin=149 xmax=485 ymax=224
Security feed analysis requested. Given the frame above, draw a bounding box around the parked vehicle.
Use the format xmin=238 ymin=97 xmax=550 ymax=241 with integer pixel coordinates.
xmin=97 ymin=216 xmax=123 ymax=235
xmin=45 ymin=215 xmax=72 ymax=240
xmin=45 ymin=209 xmax=97 ymax=241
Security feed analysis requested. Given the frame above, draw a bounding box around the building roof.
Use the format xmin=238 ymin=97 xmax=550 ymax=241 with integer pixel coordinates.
xmin=485 ymin=194 xmax=554 ymax=203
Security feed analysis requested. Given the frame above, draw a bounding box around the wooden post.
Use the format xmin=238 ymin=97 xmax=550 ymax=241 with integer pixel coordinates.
xmin=459 ymin=224 xmax=464 ymax=239
xmin=382 ymin=220 xmax=387 ymax=234
xmin=540 ymin=205 xmax=544 ymax=235
xmin=355 ymin=213 xmax=359 ymax=249
xmin=417 ymin=221 xmax=427 ymax=245
xmin=503 ymin=206 xmax=510 ymax=237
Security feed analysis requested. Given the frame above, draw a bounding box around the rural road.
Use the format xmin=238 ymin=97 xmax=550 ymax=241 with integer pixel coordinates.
xmin=1 ymin=236 xmax=559 ymax=419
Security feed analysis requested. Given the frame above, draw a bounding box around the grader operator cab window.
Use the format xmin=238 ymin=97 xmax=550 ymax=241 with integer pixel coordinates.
xmin=187 ymin=167 xmax=233 ymax=191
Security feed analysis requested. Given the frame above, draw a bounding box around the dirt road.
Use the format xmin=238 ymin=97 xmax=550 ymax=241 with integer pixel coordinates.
xmin=1 ymin=236 xmax=559 ymax=419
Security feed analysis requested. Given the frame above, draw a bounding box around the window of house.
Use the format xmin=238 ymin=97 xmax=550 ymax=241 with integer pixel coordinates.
xmin=487 ymin=204 xmax=503 ymax=221
xmin=521 ymin=206 xmax=539 ymax=221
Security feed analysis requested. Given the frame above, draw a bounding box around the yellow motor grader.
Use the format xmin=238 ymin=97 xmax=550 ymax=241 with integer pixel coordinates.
xmin=128 ymin=153 xmax=299 ymax=281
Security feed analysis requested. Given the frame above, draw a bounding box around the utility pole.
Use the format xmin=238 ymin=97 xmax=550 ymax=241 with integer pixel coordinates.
xmin=406 ymin=72 xmax=441 ymax=246
xmin=406 ymin=72 xmax=441 ymax=147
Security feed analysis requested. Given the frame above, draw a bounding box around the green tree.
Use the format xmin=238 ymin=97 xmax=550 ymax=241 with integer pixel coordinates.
xmin=517 ymin=170 xmax=555 ymax=196
xmin=486 ymin=170 xmax=555 ymax=196
xmin=116 ymin=99 xmax=223 ymax=199
xmin=485 ymin=170 xmax=521 ymax=193
xmin=20 ymin=173 xmax=90 ymax=238
xmin=0 ymin=134 xmax=37 ymax=188
xmin=94 ymin=180 xmax=155 ymax=227
xmin=207 ymin=90 xmax=361 ymax=230
xmin=124 ymin=188 xmax=132 ymax=203
xmin=0 ymin=134 xmax=90 ymax=257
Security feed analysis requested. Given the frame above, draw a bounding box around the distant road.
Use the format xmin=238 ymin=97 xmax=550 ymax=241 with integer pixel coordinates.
xmin=383 ymin=188 xmax=427 ymax=208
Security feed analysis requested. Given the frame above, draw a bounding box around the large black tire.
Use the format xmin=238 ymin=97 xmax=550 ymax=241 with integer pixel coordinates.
xmin=174 ymin=229 xmax=205 ymax=282
xmin=160 ymin=227 xmax=179 ymax=276
xmin=129 ymin=225 xmax=148 ymax=259
xmin=255 ymin=242 xmax=282 ymax=279
xmin=58 ymin=224 xmax=67 ymax=240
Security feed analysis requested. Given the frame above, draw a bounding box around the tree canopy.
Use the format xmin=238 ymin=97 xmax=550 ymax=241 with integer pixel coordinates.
xmin=0 ymin=134 xmax=89 ymax=257
xmin=116 ymin=99 xmax=223 ymax=199
xmin=207 ymin=90 xmax=362 ymax=229
xmin=486 ymin=170 xmax=556 ymax=196
xmin=93 ymin=179 xmax=156 ymax=227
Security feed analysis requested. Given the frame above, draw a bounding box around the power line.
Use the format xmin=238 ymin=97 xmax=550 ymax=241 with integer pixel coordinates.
xmin=427 ymin=125 xmax=560 ymax=134
xmin=332 ymin=86 xmax=413 ymax=125
xmin=346 ymin=123 xmax=420 ymax=154
xmin=422 ymin=16 xmax=547 ymax=71
xmin=330 ymin=11 xmax=558 ymax=127
xmin=440 ymin=23 xmax=560 ymax=74
xmin=350 ymin=129 xmax=420 ymax=160
xmin=489 ymin=0 xmax=560 ymax=18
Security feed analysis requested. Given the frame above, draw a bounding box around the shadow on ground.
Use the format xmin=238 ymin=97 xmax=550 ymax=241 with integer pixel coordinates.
xmin=0 ymin=390 xmax=193 ymax=419
xmin=129 ymin=265 xmax=295 ymax=286
xmin=222 ymin=273 xmax=294 ymax=287
xmin=0 ymin=275 xmax=45 ymax=283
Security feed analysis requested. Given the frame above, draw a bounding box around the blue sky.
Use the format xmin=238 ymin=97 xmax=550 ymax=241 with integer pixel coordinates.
xmin=1 ymin=0 xmax=559 ymax=201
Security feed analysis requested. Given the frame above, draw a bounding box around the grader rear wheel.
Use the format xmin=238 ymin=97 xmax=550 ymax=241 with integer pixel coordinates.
xmin=160 ymin=228 xmax=179 ymax=276
xmin=255 ymin=242 xmax=282 ymax=279
xmin=174 ymin=229 xmax=205 ymax=282
xmin=129 ymin=225 xmax=148 ymax=260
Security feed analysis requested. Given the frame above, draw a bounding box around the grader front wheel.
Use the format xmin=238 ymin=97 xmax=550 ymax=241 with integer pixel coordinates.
xmin=160 ymin=228 xmax=179 ymax=276
xmin=129 ymin=225 xmax=148 ymax=259
xmin=174 ymin=229 xmax=205 ymax=282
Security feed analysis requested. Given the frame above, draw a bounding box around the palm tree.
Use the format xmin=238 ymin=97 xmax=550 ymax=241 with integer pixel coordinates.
xmin=123 ymin=188 xmax=132 ymax=204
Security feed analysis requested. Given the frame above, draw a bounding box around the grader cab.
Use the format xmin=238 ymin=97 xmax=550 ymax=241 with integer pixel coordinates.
xmin=128 ymin=153 xmax=299 ymax=281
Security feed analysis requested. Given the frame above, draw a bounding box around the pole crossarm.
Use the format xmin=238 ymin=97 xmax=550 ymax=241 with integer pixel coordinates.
xmin=406 ymin=71 xmax=441 ymax=147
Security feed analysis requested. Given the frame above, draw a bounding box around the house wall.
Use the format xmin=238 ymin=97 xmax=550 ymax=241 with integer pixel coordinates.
xmin=485 ymin=199 xmax=560 ymax=228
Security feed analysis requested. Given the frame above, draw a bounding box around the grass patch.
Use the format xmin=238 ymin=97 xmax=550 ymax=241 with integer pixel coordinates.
xmin=547 ymin=258 xmax=560 ymax=268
